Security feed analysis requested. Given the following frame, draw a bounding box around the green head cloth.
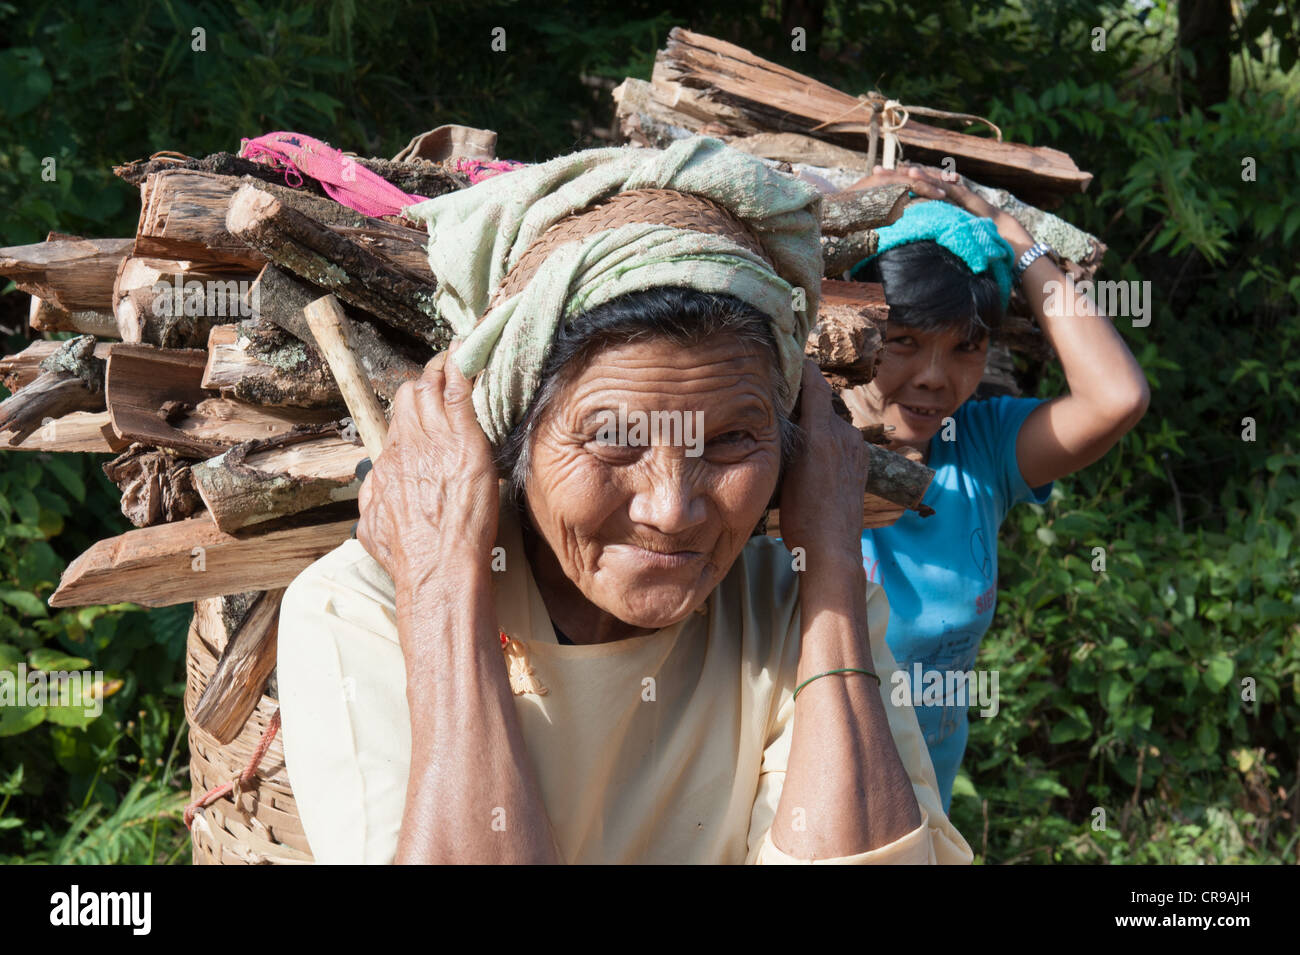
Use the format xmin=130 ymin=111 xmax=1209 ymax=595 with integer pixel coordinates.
xmin=402 ymin=137 xmax=824 ymax=446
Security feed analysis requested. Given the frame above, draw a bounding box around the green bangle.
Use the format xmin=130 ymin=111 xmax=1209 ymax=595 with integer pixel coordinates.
xmin=793 ymin=667 xmax=881 ymax=701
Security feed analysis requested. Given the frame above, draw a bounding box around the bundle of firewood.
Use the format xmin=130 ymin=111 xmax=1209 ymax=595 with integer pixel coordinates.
xmin=0 ymin=30 xmax=1103 ymax=627
xmin=614 ymin=28 xmax=1108 ymax=369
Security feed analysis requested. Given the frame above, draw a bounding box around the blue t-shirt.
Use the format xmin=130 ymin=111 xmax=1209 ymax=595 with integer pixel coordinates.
xmin=862 ymin=395 xmax=1052 ymax=811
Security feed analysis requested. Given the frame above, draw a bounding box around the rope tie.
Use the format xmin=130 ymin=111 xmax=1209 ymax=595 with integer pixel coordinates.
xmin=809 ymin=92 xmax=1003 ymax=171
xmin=183 ymin=709 xmax=281 ymax=829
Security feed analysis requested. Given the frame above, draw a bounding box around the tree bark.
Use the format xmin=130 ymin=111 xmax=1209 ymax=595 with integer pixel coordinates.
xmin=0 ymin=237 xmax=133 ymax=312
xmin=102 ymin=443 xmax=204 ymax=527
xmin=226 ymin=185 xmax=450 ymax=349
xmin=0 ymin=335 xmax=106 ymax=444
xmin=246 ymin=265 xmax=424 ymax=403
xmin=28 ymin=296 xmax=117 ymax=337
xmin=49 ymin=505 xmax=358 ymax=608
xmin=190 ymin=426 xmax=365 ymax=533
xmin=202 ymin=322 xmax=344 ymax=410
xmin=115 ymin=151 xmax=467 ymax=202
xmin=819 ymin=185 xmax=911 ymax=235
xmin=190 ymin=587 xmax=285 ymax=743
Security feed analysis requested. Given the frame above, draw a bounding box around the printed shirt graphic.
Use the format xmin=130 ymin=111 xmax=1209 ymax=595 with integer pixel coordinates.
xmin=861 ymin=395 xmax=1052 ymax=811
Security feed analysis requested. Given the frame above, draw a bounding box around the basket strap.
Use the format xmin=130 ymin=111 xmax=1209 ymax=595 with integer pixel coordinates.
xmin=184 ymin=709 xmax=282 ymax=829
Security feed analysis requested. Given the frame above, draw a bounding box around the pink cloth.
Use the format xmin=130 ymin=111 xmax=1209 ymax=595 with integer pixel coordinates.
xmin=454 ymin=156 xmax=528 ymax=184
xmin=239 ymin=131 xmax=427 ymax=218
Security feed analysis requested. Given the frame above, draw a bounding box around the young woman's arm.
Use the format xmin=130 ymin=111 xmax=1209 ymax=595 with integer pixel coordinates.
xmin=851 ymin=164 xmax=1150 ymax=487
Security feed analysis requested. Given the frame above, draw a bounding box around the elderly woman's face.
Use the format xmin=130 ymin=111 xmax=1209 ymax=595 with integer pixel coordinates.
xmin=523 ymin=334 xmax=782 ymax=630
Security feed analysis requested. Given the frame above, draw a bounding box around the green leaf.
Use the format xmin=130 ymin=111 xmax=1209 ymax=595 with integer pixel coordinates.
xmin=0 ymin=644 xmax=22 ymax=672
xmin=1202 ymin=655 xmax=1234 ymax=693
xmin=28 ymin=648 xmax=91 ymax=671
xmin=0 ymin=590 xmax=47 ymax=618
xmin=42 ymin=457 xmax=85 ymax=504
xmin=1196 ymin=721 xmax=1219 ymax=754
xmin=0 ymin=704 xmax=45 ymax=737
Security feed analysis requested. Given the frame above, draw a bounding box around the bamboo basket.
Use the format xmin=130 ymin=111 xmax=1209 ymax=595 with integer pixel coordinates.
xmin=183 ymin=596 xmax=313 ymax=864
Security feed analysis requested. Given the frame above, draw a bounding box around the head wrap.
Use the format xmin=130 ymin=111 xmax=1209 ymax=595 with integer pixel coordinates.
xmin=849 ymin=200 xmax=1015 ymax=308
xmin=402 ymin=137 xmax=823 ymax=446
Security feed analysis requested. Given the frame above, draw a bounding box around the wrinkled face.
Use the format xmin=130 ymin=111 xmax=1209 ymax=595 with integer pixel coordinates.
xmin=863 ymin=323 xmax=988 ymax=450
xmin=523 ymin=334 xmax=782 ymax=630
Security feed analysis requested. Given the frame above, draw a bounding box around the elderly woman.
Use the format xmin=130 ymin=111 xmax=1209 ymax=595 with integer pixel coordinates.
xmin=276 ymin=138 xmax=972 ymax=864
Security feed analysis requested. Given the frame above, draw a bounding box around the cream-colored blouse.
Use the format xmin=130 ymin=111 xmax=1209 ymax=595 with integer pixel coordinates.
xmin=277 ymin=504 xmax=973 ymax=864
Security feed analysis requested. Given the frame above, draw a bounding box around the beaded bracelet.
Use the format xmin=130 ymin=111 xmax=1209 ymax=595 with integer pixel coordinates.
xmin=793 ymin=667 xmax=881 ymax=701
xmin=1014 ymin=241 xmax=1055 ymax=283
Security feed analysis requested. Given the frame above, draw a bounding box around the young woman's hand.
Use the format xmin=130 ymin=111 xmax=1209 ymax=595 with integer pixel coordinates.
xmin=852 ymin=163 xmax=1035 ymax=255
xmin=847 ymin=163 xmax=948 ymax=200
xmin=356 ymin=344 xmax=500 ymax=594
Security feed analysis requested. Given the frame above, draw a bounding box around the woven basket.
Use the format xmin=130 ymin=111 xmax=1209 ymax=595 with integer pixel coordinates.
xmin=184 ymin=598 xmax=313 ymax=864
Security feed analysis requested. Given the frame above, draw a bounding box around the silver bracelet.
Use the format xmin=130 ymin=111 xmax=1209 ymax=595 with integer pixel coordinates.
xmin=1014 ymin=241 xmax=1054 ymax=282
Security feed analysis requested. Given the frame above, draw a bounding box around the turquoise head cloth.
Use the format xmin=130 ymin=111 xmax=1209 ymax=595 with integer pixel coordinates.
xmin=849 ymin=200 xmax=1015 ymax=308
xmin=402 ymin=137 xmax=823 ymax=447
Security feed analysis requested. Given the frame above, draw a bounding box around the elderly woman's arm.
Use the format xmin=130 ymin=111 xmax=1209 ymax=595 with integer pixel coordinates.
xmin=358 ymin=352 xmax=560 ymax=864
xmin=768 ymin=362 xmax=922 ymax=858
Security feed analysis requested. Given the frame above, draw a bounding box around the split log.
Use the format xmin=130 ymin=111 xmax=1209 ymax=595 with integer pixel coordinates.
xmin=48 ymin=506 xmax=357 ymax=608
xmin=134 ymin=170 xmax=436 ymax=274
xmin=823 ymin=231 xmax=880 ymax=277
xmin=226 ymin=185 xmax=449 ymax=349
xmin=245 ymin=266 xmax=423 ymax=402
xmin=808 ymin=280 xmax=889 ymax=387
xmin=115 ymin=151 xmax=466 ymax=201
xmin=653 ymin=28 xmax=1091 ymax=207
xmin=102 ymin=443 xmax=204 ymax=527
xmin=0 ymin=237 xmax=133 ymax=312
xmin=104 ymin=344 xmax=338 ymax=458
xmin=819 ymin=185 xmax=912 ymax=235
xmin=961 ymin=176 xmax=1106 ymax=279
xmin=1 ymin=340 xmax=114 ymax=391
xmin=190 ymin=587 xmax=285 ymax=743
xmin=191 ymin=426 xmax=365 ymax=533
xmin=112 ymin=256 xmax=257 ymax=346
xmin=202 ymin=322 xmax=343 ymax=409
xmin=0 ymin=411 xmax=129 ymax=453
xmin=28 ymin=296 xmax=118 ymax=337
xmin=303 ymin=295 xmax=390 ymax=458
xmin=612 ymin=76 xmax=733 ymax=148
xmin=728 ymin=131 xmax=873 ymax=171
xmin=0 ymin=336 xmax=105 ymax=444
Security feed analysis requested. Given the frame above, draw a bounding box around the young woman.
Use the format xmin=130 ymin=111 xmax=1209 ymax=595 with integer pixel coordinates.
xmin=843 ymin=164 xmax=1149 ymax=811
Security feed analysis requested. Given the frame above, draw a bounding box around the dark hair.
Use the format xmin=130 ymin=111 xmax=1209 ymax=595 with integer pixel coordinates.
xmin=855 ymin=240 xmax=1004 ymax=340
xmin=496 ymin=286 xmax=801 ymax=507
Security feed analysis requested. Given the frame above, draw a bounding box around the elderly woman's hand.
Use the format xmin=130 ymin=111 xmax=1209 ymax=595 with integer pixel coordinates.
xmin=357 ymin=345 xmax=500 ymax=591
xmin=777 ymin=360 xmax=868 ymax=564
